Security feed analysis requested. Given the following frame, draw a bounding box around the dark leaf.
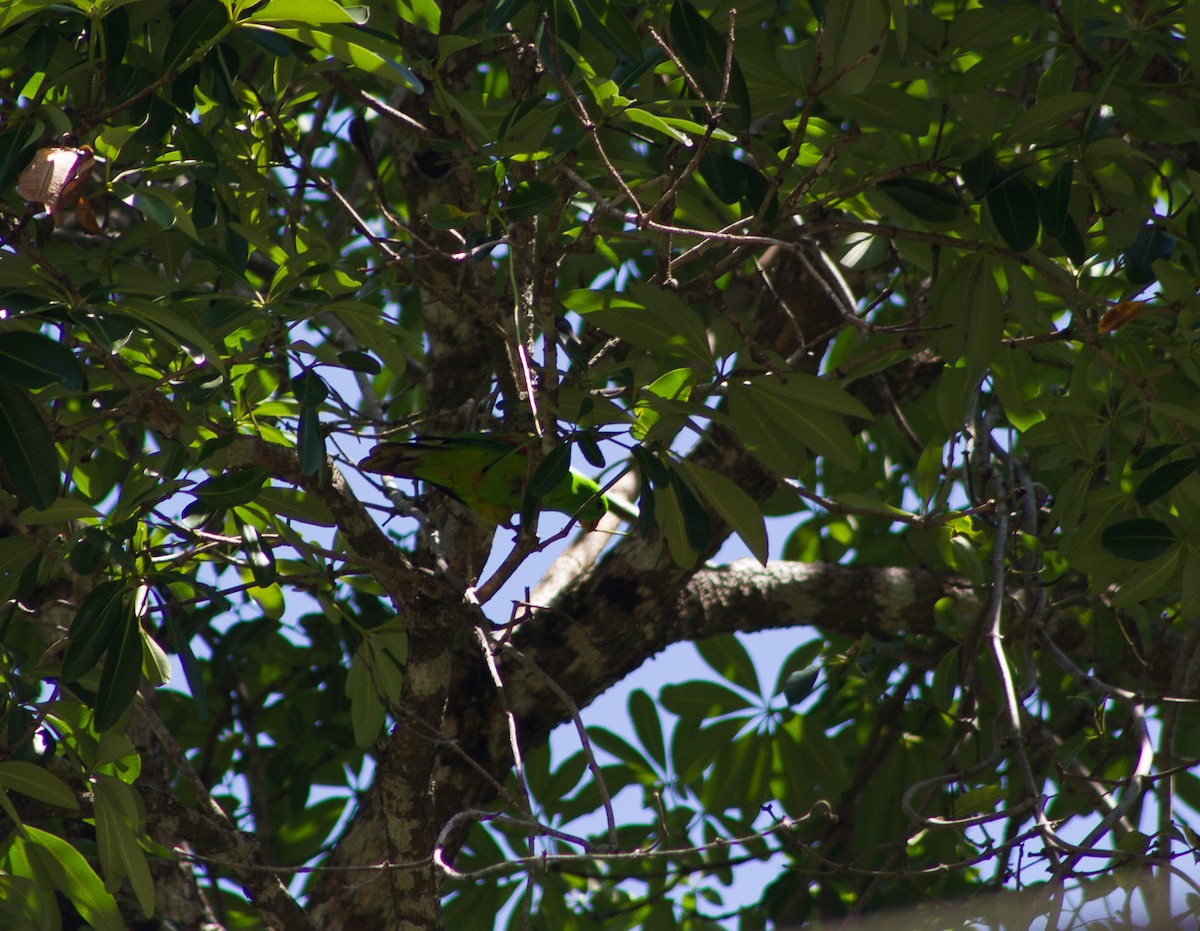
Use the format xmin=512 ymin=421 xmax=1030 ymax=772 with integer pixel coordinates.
xmin=669 ymin=0 xmax=710 ymax=68
xmin=574 ymin=0 xmax=643 ymax=66
xmin=502 ymin=181 xmax=557 ymax=221
xmin=163 ymin=0 xmax=229 ymax=73
xmin=1038 ymin=161 xmax=1073 ymax=237
xmin=291 ymin=369 xmax=329 ymax=408
xmin=1083 ymin=105 xmax=1116 ymax=143
xmin=637 ymin=483 xmax=656 ymax=538
xmin=0 ymin=331 xmax=86 ymax=391
xmin=632 ymin=444 xmax=670 ymax=488
xmin=0 ymin=381 xmax=60 ymax=509
xmin=1124 ymin=227 xmax=1175 ymax=285
xmin=987 ymin=172 xmax=1039 ymax=251
xmin=1101 ymin=518 xmax=1175 ymax=561
xmin=878 ymin=178 xmax=961 ymax=223
xmin=782 ymin=666 xmax=820 ymax=705
xmin=577 ymin=432 xmax=605 ymax=468
xmin=191 ymin=468 xmax=270 ymax=507
xmin=336 ymin=350 xmax=381 ymax=374
xmin=94 ymin=609 xmax=143 ymax=731
xmin=670 ymin=470 xmax=711 ymax=552
xmin=699 ymin=149 xmax=748 ymax=205
xmin=1132 ymin=444 xmax=1181 ymax=470
xmin=528 ymin=443 xmax=571 ymax=497
xmin=1134 ymin=458 xmax=1200 ymax=506
xmin=297 ymin=406 xmax=326 ymax=477
xmin=62 ymin=581 xmax=127 ymax=682
xmin=0 ymin=127 xmax=39 ymax=194
xmin=240 ymin=520 xmax=277 ymax=587
xmin=1054 ymin=216 xmax=1087 ymax=265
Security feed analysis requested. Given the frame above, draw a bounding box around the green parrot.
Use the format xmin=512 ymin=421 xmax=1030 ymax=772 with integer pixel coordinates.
xmin=358 ymin=432 xmax=610 ymax=526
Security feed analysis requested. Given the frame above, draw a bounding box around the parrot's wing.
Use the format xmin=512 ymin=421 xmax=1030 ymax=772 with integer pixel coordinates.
xmin=359 ymin=434 xmax=530 ymax=524
xmin=542 ymin=471 xmax=610 ymax=525
xmin=359 ymin=433 xmax=616 ymax=527
xmin=358 ymin=433 xmax=522 ymax=477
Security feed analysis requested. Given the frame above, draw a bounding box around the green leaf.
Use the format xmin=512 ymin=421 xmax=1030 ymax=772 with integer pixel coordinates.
xmin=93 ymin=777 xmax=154 ymax=916
xmin=0 ymin=331 xmax=86 ymax=391
xmin=163 ymin=0 xmax=229 ymax=72
xmin=247 ymin=0 xmax=369 ymax=25
xmin=824 ymin=0 xmax=888 ymax=95
xmin=877 ymin=178 xmax=961 ymax=223
xmin=297 ymin=406 xmax=326 ymax=477
xmin=62 ymin=581 xmax=128 ymax=682
xmin=502 ymin=181 xmax=557 ymax=221
xmin=24 ymin=826 xmax=123 ymax=931
xmin=94 ymin=609 xmax=144 ymax=731
xmin=239 ymin=520 xmax=277 ymax=587
xmin=654 ymin=479 xmax=698 ymax=568
xmin=256 ymin=487 xmax=336 ymax=525
xmin=695 ymin=634 xmax=760 ymax=696
xmin=191 ymin=468 xmax=270 ymax=508
xmin=262 ymin=23 xmax=423 ymax=91
xmin=1100 ymin=518 xmax=1175 ymax=561
xmin=660 ymin=680 xmax=753 ymax=718
xmin=0 ymin=762 xmax=78 ymax=810
xmin=19 ymin=499 xmax=100 ymax=526
xmin=570 ymin=283 xmax=712 ymax=362
xmin=628 ymin=689 xmax=665 ymax=768
xmin=0 ymin=381 xmax=60 ymax=509
xmin=670 ymin=469 xmax=711 ymax=553
xmin=1005 ymin=92 xmax=1093 ymax=144
xmin=987 ymin=171 xmax=1040 ymax=251
xmin=1110 ymin=546 xmax=1182 ymax=608
xmin=930 ymin=648 xmax=958 ymax=711
xmin=952 ymin=783 xmax=1005 ymax=818
xmin=574 ymin=0 xmax=643 ymax=65
xmin=587 ymin=726 xmax=652 ymax=770
xmin=346 ymin=648 xmax=386 ymax=747
xmin=665 ymin=0 xmax=751 ymax=129
xmin=728 ymin=379 xmax=862 ymax=472
xmin=273 ymin=795 xmax=349 ymax=865
xmin=677 ymin=460 xmax=768 ymax=564
xmin=669 ymin=0 xmax=710 ymax=68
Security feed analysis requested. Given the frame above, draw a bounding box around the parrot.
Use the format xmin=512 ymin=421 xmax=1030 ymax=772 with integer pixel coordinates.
xmin=358 ymin=432 xmax=610 ymax=526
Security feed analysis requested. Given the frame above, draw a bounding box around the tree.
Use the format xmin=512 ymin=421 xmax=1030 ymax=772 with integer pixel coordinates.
xmin=1 ymin=0 xmax=1199 ymax=927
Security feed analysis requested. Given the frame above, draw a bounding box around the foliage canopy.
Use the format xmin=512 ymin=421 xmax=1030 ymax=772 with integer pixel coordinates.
xmin=2 ymin=0 xmax=1200 ymax=927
